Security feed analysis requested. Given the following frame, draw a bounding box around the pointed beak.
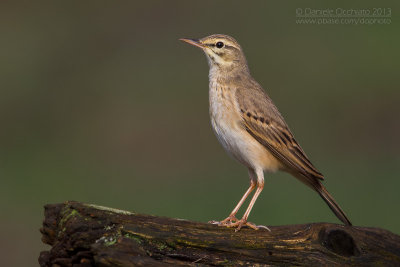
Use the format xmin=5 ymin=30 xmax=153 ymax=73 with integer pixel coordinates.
xmin=179 ymin=38 xmax=205 ymax=49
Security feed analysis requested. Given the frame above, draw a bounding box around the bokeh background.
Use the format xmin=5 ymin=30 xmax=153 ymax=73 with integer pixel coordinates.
xmin=1 ymin=1 xmax=399 ymax=266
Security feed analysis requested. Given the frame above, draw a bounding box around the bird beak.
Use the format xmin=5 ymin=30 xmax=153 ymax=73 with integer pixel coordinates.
xmin=179 ymin=38 xmax=205 ymax=49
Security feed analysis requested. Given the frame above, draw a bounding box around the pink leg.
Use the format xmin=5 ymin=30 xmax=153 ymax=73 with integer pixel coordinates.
xmin=216 ymin=180 xmax=256 ymax=225
xmin=239 ymin=182 xmax=264 ymax=228
xmin=227 ymin=181 xmax=265 ymax=232
xmin=209 ymin=169 xmax=258 ymax=226
xmin=230 ymin=179 xmax=257 ymax=217
xmin=227 ymin=168 xmax=270 ymax=232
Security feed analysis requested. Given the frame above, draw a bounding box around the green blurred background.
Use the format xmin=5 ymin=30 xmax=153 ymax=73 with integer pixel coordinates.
xmin=1 ymin=1 xmax=399 ymax=266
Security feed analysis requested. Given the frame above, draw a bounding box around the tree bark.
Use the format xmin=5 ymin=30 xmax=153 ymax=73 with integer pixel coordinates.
xmin=39 ymin=201 xmax=400 ymax=266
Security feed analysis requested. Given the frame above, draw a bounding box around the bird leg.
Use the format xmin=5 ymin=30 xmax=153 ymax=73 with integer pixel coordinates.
xmin=227 ymin=182 xmax=268 ymax=232
xmin=210 ymin=170 xmax=270 ymax=231
xmin=209 ymin=180 xmax=256 ymax=226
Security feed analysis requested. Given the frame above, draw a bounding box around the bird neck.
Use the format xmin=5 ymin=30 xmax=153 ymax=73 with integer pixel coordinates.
xmin=208 ymin=62 xmax=250 ymax=84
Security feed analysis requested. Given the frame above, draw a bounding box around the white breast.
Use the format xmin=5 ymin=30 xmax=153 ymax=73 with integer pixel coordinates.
xmin=208 ymin=79 xmax=281 ymax=172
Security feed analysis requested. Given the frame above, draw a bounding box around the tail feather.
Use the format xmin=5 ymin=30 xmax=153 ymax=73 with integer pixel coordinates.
xmin=292 ymin=171 xmax=352 ymax=226
xmin=290 ymin=170 xmax=352 ymax=226
xmin=315 ymin=183 xmax=352 ymax=226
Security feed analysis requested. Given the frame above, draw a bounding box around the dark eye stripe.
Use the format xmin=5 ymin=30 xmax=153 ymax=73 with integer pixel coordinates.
xmin=207 ymin=44 xmax=234 ymax=49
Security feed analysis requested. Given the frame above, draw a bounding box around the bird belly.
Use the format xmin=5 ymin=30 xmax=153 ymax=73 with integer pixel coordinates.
xmin=209 ymin=84 xmax=281 ymax=172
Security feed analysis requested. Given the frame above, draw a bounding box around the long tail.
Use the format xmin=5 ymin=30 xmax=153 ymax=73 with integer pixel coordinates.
xmin=315 ymin=183 xmax=352 ymax=226
xmin=291 ymin=171 xmax=352 ymax=226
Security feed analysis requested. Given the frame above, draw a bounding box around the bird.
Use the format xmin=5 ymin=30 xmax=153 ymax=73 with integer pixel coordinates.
xmin=180 ymin=34 xmax=352 ymax=231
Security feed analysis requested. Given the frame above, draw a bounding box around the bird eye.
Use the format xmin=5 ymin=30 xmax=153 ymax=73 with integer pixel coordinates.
xmin=216 ymin=41 xmax=224 ymax=48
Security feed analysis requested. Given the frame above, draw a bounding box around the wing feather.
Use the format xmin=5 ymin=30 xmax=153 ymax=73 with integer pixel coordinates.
xmin=236 ymin=83 xmax=324 ymax=181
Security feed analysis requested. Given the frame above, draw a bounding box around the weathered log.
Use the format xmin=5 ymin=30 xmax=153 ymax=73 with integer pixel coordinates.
xmin=39 ymin=201 xmax=400 ymax=266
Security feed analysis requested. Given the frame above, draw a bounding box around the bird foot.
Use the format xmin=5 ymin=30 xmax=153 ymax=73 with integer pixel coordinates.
xmin=208 ymin=215 xmax=238 ymax=226
xmin=228 ymin=219 xmax=259 ymax=232
xmin=209 ymin=217 xmax=271 ymax=232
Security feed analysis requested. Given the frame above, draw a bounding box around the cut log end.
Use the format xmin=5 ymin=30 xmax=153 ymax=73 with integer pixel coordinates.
xmin=39 ymin=201 xmax=400 ymax=266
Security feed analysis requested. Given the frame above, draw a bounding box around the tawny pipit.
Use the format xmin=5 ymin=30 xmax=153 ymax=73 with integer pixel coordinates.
xmin=180 ymin=34 xmax=351 ymax=231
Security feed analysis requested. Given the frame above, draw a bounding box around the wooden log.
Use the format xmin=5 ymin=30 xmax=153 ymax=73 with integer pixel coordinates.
xmin=39 ymin=201 xmax=400 ymax=266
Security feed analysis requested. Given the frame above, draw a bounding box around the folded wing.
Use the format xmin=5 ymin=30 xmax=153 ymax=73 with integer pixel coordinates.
xmin=236 ymin=83 xmax=324 ymax=182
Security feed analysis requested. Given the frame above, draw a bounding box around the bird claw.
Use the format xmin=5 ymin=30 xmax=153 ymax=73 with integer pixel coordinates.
xmin=256 ymin=224 xmax=272 ymax=232
xmin=209 ymin=217 xmax=271 ymax=232
xmin=228 ymin=219 xmax=259 ymax=231
xmin=208 ymin=215 xmax=238 ymax=226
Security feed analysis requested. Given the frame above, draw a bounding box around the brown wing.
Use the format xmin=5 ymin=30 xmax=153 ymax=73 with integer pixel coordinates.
xmin=236 ymin=82 xmax=324 ymax=181
xmin=234 ymin=81 xmax=353 ymax=226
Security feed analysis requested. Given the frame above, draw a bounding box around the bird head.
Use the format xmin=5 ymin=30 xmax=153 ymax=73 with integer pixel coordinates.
xmin=180 ymin=34 xmax=248 ymax=73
